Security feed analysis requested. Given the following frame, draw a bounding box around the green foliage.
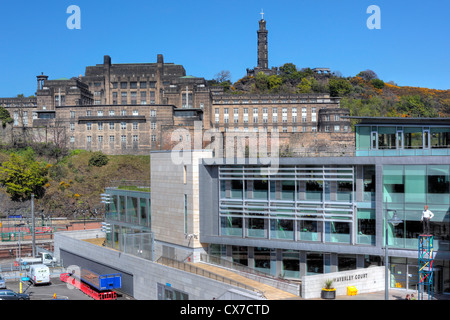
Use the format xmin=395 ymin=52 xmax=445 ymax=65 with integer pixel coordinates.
xmin=329 ymin=78 xmax=353 ymax=97
xmin=0 ymin=153 xmax=49 ymax=201
xmin=371 ymin=78 xmax=385 ymax=89
xmin=88 ymin=151 xmax=109 ymax=167
xmin=0 ymin=106 xmax=13 ymax=127
xmin=396 ymin=95 xmax=439 ymax=118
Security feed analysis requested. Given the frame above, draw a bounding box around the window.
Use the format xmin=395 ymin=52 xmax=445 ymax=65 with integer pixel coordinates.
xmin=215 ymin=108 xmax=220 ymax=123
xmin=302 ymin=107 xmax=307 ymax=123
xmin=109 ymin=122 xmax=115 ymax=130
xmin=133 ymin=122 xmax=138 ymax=130
xmin=121 ymin=135 xmax=126 ymax=142
xmin=86 ymin=110 xmax=92 ymax=116
xmin=133 ymin=135 xmax=138 ymax=142
xmin=120 ymin=82 xmax=127 ymax=89
xmin=87 ymin=123 xmax=92 ymax=130
xmin=130 ymin=92 xmax=137 ymax=104
xmin=121 ymin=122 xmax=127 ymax=130
xmin=97 ymin=110 xmax=103 ymax=117
xmin=233 ymin=108 xmax=239 ymax=123
xmin=292 ymin=107 xmax=297 ymax=123
xmin=140 ymin=91 xmax=146 ymax=104
xmin=98 ymin=122 xmax=103 ymax=130
xmin=109 ymin=135 xmax=115 ymax=142
xmin=151 ymin=122 xmax=156 ymax=130
xmin=130 ymin=82 xmax=137 ymax=89
xmin=87 ymin=136 xmax=92 ymax=143
xmin=112 ymin=82 xmax=118 ymax=89
xmin=223 ymin=108 xmax=229 ymax=123
xmin=109 ymin=110 xmax=115 ymax=116
xmin=121 ymin=92 xmax=127 ymax=104
xmin=70 ymin=111 xmax=75 ymax=118
xmin=263 ymin=108 xmax=268 ymax=123
xmin=121 ymin=110 xmax=127 ymax=116
xmin=272 ymin=108 xmax=278 ymax=123
xmin=70 ymin=136 xmax=75 ymax=143
xmin=151 ymin=110 xmax=156 ymax=117
xmin=140 ymin=81 xmax=147 ymax=88
xmin=151 ymin=135 xmax=156 ymax=142
xmin=253 ymin=108 xmax=258 ymax=123
xmin=243 ymin=108 xmax=248 ymax=123
xmin=282 ymin=108 xmax=288 ymax=123
xmin=98 ymin=135 xmax=103 ymax=143
xmin=311 ymin=107 xmax=317 ymax=122
xmin=132 ymin=110 xmax=139 ymax=116
xmin=70 ymin=123 xmax=75 ymax=131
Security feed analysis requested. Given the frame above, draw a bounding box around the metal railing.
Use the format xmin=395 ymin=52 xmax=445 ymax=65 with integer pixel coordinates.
xmin=200 ymin=254 xmax=301 ymax=295
xmin=156 ymin=256 xmax=265 ymax=298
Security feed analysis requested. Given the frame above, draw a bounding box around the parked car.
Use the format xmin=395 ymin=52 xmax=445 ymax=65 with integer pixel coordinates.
xmin=0 ymin=289 xmax=30 ymax=300
xmin=0 ymin=275 xmax=5 ymax=289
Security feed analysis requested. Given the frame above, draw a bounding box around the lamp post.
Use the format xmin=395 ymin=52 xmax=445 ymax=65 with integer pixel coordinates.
xmin=385 ymin=207 xmax=403 ymax=300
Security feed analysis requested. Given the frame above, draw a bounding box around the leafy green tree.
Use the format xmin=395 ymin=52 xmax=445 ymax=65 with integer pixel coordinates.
xmin=267 ymin=75 xmax=282 ymax=92
xmin=0 ymin=153 xmax=49 ymax=201
xmin=371 ymin=79 xmax=385 ymax=89
xmin=396 ymin=95 xmax=438 ymax=118
xmin=296 ymin=77 xmax=314 ymax=93
xmin=0 ymin=106 xmax=13 ymax=127
xmin=329 ymin=78 xmax=353 ymax=97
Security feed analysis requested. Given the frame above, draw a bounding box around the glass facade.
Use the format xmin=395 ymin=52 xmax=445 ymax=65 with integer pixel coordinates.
xmin=383 ymin=164 xmax=450 ymax=251
xmin=356 ymin=125 xmax=450 ymax=156
xmin=105 ymin=188 xmax=151 ymax=251
xmin=218 ymin=165 xmax=357 ymax=244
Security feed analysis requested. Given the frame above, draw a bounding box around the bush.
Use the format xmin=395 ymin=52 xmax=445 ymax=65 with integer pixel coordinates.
xmin=88 ymin=152 xmax=109 ymax=167
xmin=371 ymin=79 xmax=385 ymax=89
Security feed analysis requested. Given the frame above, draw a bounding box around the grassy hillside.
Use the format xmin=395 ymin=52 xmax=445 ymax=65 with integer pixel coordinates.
xmin=0 ymin=149 xmax=150 ymax=218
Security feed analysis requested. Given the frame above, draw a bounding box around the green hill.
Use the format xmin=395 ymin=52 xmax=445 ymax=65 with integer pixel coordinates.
xmin=219 ymin=63 xmax=450 ymax=119
xmin=0 ymin=149 xmax=150 ymax=218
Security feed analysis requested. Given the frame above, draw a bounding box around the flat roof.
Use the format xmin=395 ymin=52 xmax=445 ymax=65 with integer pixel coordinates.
xmin=347 ymin=116 xmax=450 ymax=125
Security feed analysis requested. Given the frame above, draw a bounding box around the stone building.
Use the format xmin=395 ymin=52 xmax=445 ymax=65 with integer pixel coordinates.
xmin=0 ymin=16 xmax=351 ymax=155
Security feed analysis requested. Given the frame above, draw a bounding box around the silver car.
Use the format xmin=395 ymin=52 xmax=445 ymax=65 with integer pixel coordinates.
xmin=0 ymin=275 xmax=5 ymax=289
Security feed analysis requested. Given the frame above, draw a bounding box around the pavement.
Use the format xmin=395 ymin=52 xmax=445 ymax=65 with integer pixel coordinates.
xmin=316 ymin=288 xmax=450 ymax=300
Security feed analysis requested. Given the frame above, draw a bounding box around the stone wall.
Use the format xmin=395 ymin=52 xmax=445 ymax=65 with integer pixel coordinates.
xmin=301 ymin=266 xmax=386 ymax=299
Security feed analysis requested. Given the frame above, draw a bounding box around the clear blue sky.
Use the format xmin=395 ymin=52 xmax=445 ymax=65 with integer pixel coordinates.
xmin=0 ymin=0 xmax=448 ymax=97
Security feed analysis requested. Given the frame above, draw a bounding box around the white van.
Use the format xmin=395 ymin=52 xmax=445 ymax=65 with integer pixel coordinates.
xmin=27 ymin=264 xmax=50 ymax=285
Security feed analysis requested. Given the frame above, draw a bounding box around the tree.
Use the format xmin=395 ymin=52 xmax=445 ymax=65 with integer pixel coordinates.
xmin=371 ymin=79 xmax=385 ymax=89
xmin=0 ymin=106 xmax=13 ymax=127
xmin=356 ymin=69 xmax=378 ymax=81
xmin=0 ymin=153 xmax=49 ymax=201
xmin=396 ymin=95 xmax=438 ymax=118
xmin=214 ymin=70 xmax=231 ymax=83
xmin=329 ymin=78 xmax=353 ymax=97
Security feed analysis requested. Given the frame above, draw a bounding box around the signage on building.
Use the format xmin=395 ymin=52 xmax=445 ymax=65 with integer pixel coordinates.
xmin=333 ymin=272 xmax=368 ymax=283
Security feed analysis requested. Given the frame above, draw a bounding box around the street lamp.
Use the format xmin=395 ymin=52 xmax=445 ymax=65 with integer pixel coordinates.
xmin=385 ymin=207 xmax=403 ymax=300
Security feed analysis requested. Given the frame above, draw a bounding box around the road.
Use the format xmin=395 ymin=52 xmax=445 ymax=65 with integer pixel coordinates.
xmin=3 ymin=278 xmax=132 ymax=300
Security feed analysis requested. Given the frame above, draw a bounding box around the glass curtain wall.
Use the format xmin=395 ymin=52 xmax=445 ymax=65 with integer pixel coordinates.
xmin=219 ymin=166 xmax=356 ymax=244
xmin=383 ymin=165 xmax=450 ymax=251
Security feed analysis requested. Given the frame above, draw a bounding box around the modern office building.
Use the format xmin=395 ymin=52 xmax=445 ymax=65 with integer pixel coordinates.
xmin=53 ymin=116 xmax=450 ymax=299
xmin=195 ymin=117 xmax=450 ymax=294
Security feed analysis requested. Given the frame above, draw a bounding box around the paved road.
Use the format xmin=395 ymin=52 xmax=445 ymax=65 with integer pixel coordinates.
xmin=3 ymin=278 xmax=133 ymax=300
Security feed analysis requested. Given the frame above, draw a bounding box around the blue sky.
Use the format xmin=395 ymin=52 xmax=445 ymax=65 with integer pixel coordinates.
xmin=0 ymin=0 xmax=448 ymax=97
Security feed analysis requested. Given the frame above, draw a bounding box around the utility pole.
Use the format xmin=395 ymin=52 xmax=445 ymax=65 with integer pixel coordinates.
xmin=31 ymin=193 xmax=35 ymax=257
